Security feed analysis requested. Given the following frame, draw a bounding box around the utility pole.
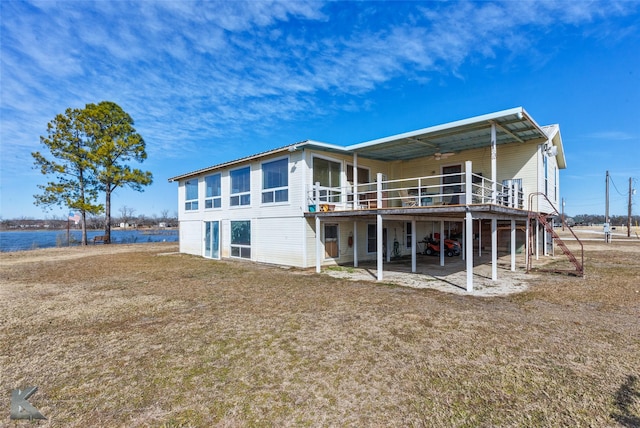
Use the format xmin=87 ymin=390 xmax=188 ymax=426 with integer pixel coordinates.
xmin=629 ymin=177 xmax=633 ymax=238
xmin=605 ymin=171 xmax=611 ymax=243
xmin=605 ymin=171 xmax=610 ymax=225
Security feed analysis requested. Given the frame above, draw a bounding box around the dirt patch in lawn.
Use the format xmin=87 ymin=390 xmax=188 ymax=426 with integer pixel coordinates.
xmin=1 ymin=240 xmax=639 ymax=427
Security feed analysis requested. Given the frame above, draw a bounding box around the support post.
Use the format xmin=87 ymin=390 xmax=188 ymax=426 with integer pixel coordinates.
xmin=465 ymin=211 xmax=474 ymax=292
xmin=510 ymin=219 xmax=516 ymax=272
xmin=478 ymin=219 xmax=482 ymax=258
xmin=525 ymin=218 xmax=530 ymax=269
xmin=411 ymin=219 xmax=417 ymax=273
xmin=464 ymin=161 xmax=472 ymax=263
xmin=315 ymin=216 xmax=321 ymax=273
xmin=491 ymin=218 xmax=497 ymax=281
xmin=377 ymin=214 xmax=383 ymax=281
xmin=440 ymin=221 xmax=445 ymax=267
xmin=535 ymin=217 xmax=540 ymax=260
xmin=353 ymin=153 xmax=358 ymax=210
xmin=461 ymin=220 xmax=465 ymax=261
xmin=490 ymin=122 xmax=497 ymax=204
xmin=353 ymin=220 xmax=358 ymax=268
xmin=314 ymin=181 xmax=320 ymax=213
xmin=376 ymin=172 xmax=383 ymax=209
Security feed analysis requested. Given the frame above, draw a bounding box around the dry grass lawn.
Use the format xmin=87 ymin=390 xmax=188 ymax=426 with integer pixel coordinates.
xmin=1 ymin=238 xmax=639 ymax=427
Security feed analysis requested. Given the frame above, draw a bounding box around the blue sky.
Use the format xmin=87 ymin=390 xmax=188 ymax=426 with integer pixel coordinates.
xmin=1 ymin=0 xmax=639 ymax=220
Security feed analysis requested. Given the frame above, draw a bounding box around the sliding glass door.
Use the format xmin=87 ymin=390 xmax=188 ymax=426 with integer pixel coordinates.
xmin=204 ymin=221 xmax=220 ymax=259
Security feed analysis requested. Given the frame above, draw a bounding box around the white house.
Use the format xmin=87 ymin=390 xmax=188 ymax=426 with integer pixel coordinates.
xmin=169 ymin=107 xmax=571 ymax=291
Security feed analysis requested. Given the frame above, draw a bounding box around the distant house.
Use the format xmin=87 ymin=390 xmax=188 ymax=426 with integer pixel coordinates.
xmin=169 ymin=107 xmax=568 ymax=291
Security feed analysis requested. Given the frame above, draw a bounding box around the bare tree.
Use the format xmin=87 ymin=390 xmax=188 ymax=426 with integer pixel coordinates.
xmin=118 ymin=205 xmax=136 ymax=227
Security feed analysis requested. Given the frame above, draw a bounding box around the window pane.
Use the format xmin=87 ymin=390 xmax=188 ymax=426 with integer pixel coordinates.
xmin=213 ymin=199 xmax=221 ymax=208
xmin=240 ymin=247 xmax=251 ymax=259
xmin=205 ymin=174 xmax=221 ymax=197
xmin=230 ymin=196 xmax=239 ymax=206
xmin=231 ymin=167 xmax=250 ymax=193
xmin=262 ymin=192 xmax=274 ymax=204
xmin=205 ymin=200 xmax=212 ymax=209
xmin=275 ymin=189 xmax=288 ymax=202
xmin=263 ymin=158 xmax=288 ymax=189
xmin=313 ymin=158 xmax=341 ymax=187
xmin=231 ymin=221 xmax=251 ymax=245
xmin=240 ymin=194 xmax=250 ymax=205
xmin=185 ymin=179 xmax=198 ymax=200
xmin=325 ymin=225 xmax=338 ymax=239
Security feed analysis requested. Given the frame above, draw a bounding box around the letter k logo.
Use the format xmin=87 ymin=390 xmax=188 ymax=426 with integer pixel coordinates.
xmin=10 ymin=386 xmax=46 ymax=420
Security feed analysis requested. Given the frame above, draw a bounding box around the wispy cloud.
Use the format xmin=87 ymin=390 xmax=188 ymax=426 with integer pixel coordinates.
xmin=585 ymin=131 xmax=636 ymax=141
xmin=1 ymin=0 xmax=638 ymax=179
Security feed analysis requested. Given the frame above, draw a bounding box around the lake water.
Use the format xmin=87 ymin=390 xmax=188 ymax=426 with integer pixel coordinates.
xmin=0 ymin=229 xmax=179 ymax=252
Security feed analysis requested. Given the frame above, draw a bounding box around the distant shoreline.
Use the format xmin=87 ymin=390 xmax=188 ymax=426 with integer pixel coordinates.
xmin=0 ymin=226 xmax=178 ymax=232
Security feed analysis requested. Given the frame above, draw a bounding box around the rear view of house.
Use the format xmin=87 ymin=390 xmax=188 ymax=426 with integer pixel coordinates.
xmin=169 ymin=107 xmax=570 ymax=291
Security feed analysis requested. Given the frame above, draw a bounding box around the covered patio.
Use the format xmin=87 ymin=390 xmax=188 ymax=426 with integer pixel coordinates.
xmin=323 ymin=252 xmax=533 ymax=296
xmin=306 ymin=203 xmax=531 ymax=293
xmin=303 ymin=107 xmax=553 ymax=292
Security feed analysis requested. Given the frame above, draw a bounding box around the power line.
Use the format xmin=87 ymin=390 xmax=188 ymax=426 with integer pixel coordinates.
xmin=609 ymin=176 xmax=627 ymax=197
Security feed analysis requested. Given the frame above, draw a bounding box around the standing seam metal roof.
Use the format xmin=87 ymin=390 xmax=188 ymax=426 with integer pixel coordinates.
xmin=169 ymin=107 xmax=557 ymax=182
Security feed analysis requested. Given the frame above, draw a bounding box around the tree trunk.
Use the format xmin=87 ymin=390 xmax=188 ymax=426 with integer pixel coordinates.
xmin=81 ymin=211 xmax=87 ymax=245
xmin=105 ymin=188 xmax=111 ymax=244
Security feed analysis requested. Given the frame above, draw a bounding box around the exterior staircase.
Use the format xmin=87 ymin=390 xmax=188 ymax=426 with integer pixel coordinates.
xmin=527 ymin=193 xmax=584 ymax=277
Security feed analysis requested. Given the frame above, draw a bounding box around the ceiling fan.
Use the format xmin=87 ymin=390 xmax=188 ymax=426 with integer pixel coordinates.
xmin=431 ymin=151 xmax=455 ymax=161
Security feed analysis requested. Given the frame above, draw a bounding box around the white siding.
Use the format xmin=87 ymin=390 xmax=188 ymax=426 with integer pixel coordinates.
xmin=179 ymin=220 xmax=201 ymax=255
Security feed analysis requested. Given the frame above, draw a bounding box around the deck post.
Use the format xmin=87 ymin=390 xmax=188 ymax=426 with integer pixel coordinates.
xmin=314 ymin=181 xmax=320 ymax=213
xmin=377 ymin=213 xmax=383 ymax=281
xmin=353 ymin=153 xmax=358 ymax=210
xmin=439 ymin=221 xmax=445 ymax=267
xmin=491 ymin=218 xmax=497 ymax=281
xmin=464 ymin=161 xmax=473 ymax=263
xmin=510 ymin=219 xmax=516 ymax=271
xmin=535 ymin=217 xmax=540 ymax=260
xmin=490 ymin=122 xmax=497 ymax=204
xmin=315 ymin=215 xmax=321 ymax=273
xmin=376 ymin=173 xmax=383 ymax=209
xmin=478 ymin=219 xmax=482 ymax=257
xmin=461 ymin=220 xmax=465 ymax=261
xmin=465 ymin=210 xmax=474 ymax=292
xmin=525 ymin=217 xmax=530 ymax=269
xmin=411 ymin=219 xmax=417 ymax=273
xmin=376 ymin=173 xmax=384 ymax=281
xmin=543 ymin=222 xmax=548 ymax=256
xmin=353 ymin=221 xmax=358 ymax=268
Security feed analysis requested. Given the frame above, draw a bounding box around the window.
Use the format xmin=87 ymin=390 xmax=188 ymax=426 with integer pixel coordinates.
xmin=230 ymin=167 xmax=250 ymax=206
xmin=231 ymin=220 xmax=251 ymax=259
xmin=185 ymin=179 xmax=199 ymax=211
xmin=313 ymin=157 xmax=341 ymax=203
xmin=553 ymin=166 xmax=558 ymax=201
xmin=262 ymin=158 xmax=288 ymax=203
xmin=346 ymin=164 xmax=370 ymax=202
xmin=367 ymin=224 xmax=377 ymax=253
xmin=543 ymin=153 xmax=549 ymax=196
xmin=205 ymin=174 xmax=221 ymax=209
xmin=346 ymin=164 xmax=370 ymax=185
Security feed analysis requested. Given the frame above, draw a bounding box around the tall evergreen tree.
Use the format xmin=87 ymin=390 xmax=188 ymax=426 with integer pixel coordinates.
xmin=32 ymin=108 xmax=102 ymax=245
xmin=82 ymin=101 xmax=153 ymax=243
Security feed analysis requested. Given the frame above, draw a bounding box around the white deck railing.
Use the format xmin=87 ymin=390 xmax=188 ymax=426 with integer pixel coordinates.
xmin=307 ymin=161 xmax=524 ymax=212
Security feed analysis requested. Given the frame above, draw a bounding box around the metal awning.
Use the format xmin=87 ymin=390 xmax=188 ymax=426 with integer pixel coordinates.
xmin=345 ymin=107 xmax=548 ymax=161
xmin=169 ymin=106 xmax=557 ymax=182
